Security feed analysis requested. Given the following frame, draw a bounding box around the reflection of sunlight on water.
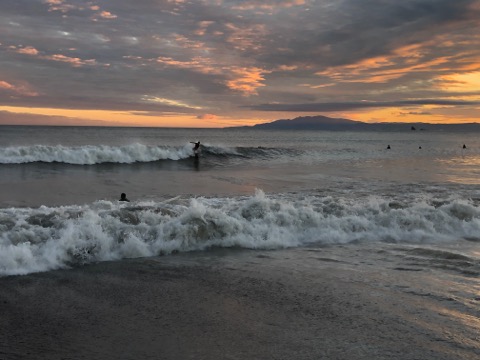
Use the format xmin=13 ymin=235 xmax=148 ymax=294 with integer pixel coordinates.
xmin=407 ymin=273 xmax=480 ymax=352
xmin=433 ymin=306 xmax=480 ymax=345
xmin=436 ymin=156 xmax=480 ymax=184
xmin=394 ymin=279 xmax=480 ymax=355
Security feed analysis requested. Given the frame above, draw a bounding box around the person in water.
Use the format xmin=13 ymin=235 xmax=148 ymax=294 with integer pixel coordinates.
xmin=190 ymin=141 xmax=201 ymax=154
xmin=191 ymin=141 xmax=200 ymax=150
xmin=119 ymin=193 xmax=130 ymax=202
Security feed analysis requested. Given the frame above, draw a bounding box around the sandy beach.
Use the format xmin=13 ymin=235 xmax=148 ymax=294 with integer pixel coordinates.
xmin=1 ymin=244 xmax=479 ymax=360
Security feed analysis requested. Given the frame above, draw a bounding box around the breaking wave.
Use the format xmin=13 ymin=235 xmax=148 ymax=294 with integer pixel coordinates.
xmin=1 ymin=189 xmax=479 ymax=276
xmin=0 ymin=143 xmax=194 ymax=165
xmin=0 ymin=143 xmax=298 ymax=165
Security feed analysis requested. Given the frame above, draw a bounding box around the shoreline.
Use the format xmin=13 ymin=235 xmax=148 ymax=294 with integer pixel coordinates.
xmin=1 ymin=245 xmax=479 ymax=359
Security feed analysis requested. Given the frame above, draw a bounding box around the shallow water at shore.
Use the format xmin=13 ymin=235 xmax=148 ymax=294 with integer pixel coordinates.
xmin=1 ymin=243 xmax=479 ymax=359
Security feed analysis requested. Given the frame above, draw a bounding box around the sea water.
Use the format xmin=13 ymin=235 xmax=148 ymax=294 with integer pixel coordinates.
xmin=0 ymin=125 xmax=479 ymax=276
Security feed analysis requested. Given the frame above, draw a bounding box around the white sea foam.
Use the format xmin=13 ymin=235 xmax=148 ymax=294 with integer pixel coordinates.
xmin=1 ymin=189 xmax=479 ymax=276
xmin=0 ymin=143 xmax=195 ymax=164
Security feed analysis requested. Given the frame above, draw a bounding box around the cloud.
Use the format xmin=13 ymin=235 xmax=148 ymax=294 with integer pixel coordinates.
xmin=92 ymin=11 xmax=118 ymax=21
xmin=43 ymin=0 xmax=76 ymax=13
xmin=44 ymin=54 xmax=97 ymax=66
xmin=154 ymin=56 xmax=269 ymax=95
xmin=231 ymin=0 xmax=306 ymax=11
xmin=0 ymin=80 xmax=38 ymax=96
xmin=10 ymin=45 xmax=97 ymax=67
xmin=249 ymin=99 xmax=480 ymax=112
xmin=15 ymin=46 xmax=40 ymax=55
xmin=197 ymin=113 xmax=218 ymax=120
xmin=398 ymin=111 xmax=433 ymax=116
xmin=1 ymin=0 xmax=480 ymax=125
xmin=225 ymin=67 xmax=270 ymax=95
xmin=141 ymin=96 xmax=203 ymax=110
xmin=43 ymin=0 xmax=118 ymax=20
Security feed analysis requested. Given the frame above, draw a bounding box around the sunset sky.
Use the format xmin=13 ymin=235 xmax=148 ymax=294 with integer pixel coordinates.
xmin=1 ymin=0 xmax=480 ymax=127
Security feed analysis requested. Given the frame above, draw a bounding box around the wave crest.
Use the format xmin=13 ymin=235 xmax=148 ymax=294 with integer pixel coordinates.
xmin=1 ymin=190 xmax=479 ymax=276
xmin=0 ymin=143 xmax=198 ymax=165
xmin=0 ymin=143 xmax=300 ymax=165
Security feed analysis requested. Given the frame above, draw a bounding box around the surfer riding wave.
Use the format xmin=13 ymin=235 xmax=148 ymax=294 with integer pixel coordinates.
xmin=190 ymin=141 xmax=200 ymax=156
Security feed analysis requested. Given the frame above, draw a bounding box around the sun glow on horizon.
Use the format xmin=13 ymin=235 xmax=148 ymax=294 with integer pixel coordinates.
xmin=0 ymin=106 xmax=222 ymax=127
xmin=1 ymin=104 xmax=479 ymax=127
xmin=438 ymin=71 xmax=480 ymax=93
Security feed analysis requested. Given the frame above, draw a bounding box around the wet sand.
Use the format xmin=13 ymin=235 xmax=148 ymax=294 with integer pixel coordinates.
xmin=1 ymin=245 xmax=479 ymax=360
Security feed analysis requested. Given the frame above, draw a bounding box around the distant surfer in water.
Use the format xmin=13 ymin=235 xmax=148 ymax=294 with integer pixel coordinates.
xmin=119 ymin=193 xmax=130 ymax=202
xmin=190 ymin=141 xmax=201 ymax=156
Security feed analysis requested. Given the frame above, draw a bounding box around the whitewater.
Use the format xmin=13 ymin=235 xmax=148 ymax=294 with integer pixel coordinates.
xmin=0 ymin=143 xmax=196 ymax=165
xmin=1 ymin=187 xmax=480 ymax=276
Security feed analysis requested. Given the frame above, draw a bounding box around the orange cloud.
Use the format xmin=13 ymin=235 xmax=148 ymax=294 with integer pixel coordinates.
xmin=225 ymin=67 xmax=269 ymax=96
xmin=43 ymin=0 xmax=76 ymax=13
xmin=0 ymin=81 xmax=14 ymax=90
xmin=43 ymin=0 xmax=117 ymax=20
xmin=155 ymin=56 xmax=269 ymax=95
xmin=97 ymin=11 xmax=117 ymax=19
xmin=44 ymin=54 xmax=96 ymax=67
xmin=91 ymin=10 xmax=118 ymax=21
xmin=11 ymin=45 xmax=97 ymax=67
xmin=0 ymin=80 xmax=38 ymax=96
xmin=437 ymin=71 xmax=480 ymax=93
xmin=16 ymin=46 xmax=39 ymax=55
xmin=315 ymin=39 xmax=478 ymax=84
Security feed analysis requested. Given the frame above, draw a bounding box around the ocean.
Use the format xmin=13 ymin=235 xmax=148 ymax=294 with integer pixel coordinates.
xmin=2 ymin=125 xmax=480 ymax=358
xmin=0 ymin=125 xmax=479 ymax=276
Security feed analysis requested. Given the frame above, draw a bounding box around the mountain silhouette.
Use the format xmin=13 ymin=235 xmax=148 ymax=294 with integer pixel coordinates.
xmin=238 ymin=115 xmax=480 ymax=131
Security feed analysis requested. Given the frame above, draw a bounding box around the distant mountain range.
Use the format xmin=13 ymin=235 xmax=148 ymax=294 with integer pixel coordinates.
xmin=237 ymin=115 xmax=480 ymax=131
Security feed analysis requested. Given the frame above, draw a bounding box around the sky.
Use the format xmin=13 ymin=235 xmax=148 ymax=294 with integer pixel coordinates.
xmin=1 ymin=0 xmax=480 ymax=128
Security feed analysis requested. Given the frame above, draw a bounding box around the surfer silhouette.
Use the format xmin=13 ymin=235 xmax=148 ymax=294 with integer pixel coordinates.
xmin=119 ymin=193 xmax=130 ymax=202
xmin=387 ymin=145 xmax=391 ymax=150
xmin=190 ymin=141 xmax=201 ymax=156
xmin=463 ymin=144 xmax=467 ymax=149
